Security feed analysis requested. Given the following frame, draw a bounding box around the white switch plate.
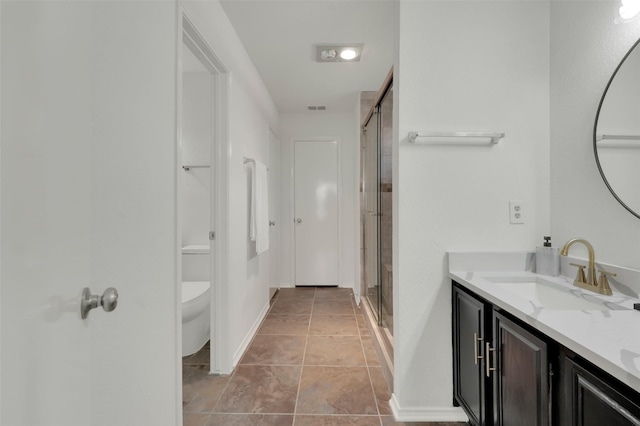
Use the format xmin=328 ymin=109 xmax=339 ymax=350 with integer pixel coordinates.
xmin=509 ymin=201 xmax=524 ymax=224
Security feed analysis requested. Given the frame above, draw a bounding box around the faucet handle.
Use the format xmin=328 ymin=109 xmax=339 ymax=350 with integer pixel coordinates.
xmin=569 ymin=263 xmax=587 ymax=284
xmin=596 ymin=269 xmax=615 ymax=296
xmin=598 ymin=268 xmax=617 ymax=277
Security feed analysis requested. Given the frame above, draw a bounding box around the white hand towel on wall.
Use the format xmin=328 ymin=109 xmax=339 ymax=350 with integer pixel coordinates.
xmin=250 ymin=160 xmax=269 ymax=255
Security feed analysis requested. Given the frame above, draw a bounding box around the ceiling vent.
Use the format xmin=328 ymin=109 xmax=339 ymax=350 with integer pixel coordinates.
xmin=307 ymin=106 xmax=327 ymax=111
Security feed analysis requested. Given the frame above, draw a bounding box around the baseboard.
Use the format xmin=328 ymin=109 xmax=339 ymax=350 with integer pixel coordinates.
xmin=389 ymin=394 xmax=469 ymax=423
xmin=232 ymin=301 xmax=270 ymax=367
xmin=268 ymin=287 xmax=278 ymax=300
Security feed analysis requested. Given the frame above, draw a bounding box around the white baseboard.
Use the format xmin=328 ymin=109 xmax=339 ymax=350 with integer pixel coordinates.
xmin=390 ymin=394 xmax=469 ymax=422
xmin=232 ymin=301 xmax=270 ymax=367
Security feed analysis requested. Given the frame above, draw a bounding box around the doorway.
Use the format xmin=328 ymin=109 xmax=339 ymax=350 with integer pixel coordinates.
xmin=179 ymin=14 xmax=231 ymax=375
xmin=292 ymin=139 xmax=339 ymax=287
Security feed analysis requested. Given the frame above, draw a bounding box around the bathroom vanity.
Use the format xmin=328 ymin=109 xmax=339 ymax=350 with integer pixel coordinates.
xmin=449 ymin=252 xmax=640 ymax=426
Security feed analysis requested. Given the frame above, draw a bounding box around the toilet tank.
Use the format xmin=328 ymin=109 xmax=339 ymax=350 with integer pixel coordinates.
xmin=182 ymin=245 xmax=210 ymax=282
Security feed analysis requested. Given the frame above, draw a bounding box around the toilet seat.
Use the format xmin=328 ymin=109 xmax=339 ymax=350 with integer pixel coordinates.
xmin=182 ymin=281 xmax=210 ymax=306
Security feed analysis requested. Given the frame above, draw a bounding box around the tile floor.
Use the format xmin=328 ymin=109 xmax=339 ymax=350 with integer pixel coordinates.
xmin=183 ymin=287 xmax=467 ymax=426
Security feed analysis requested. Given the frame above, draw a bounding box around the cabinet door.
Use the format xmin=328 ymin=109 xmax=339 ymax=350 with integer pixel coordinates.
xmin=565 ymin=357 xmax=640 ymax=426
xmin=453 ymin=285 xmax=488 ymax=426
xmin=493 ymin=311 xmax=549 ymax=426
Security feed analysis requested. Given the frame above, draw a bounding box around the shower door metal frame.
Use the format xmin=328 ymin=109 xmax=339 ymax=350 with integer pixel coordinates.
xmin=361 ymin=72 xmax=393 ymax=332
xmin=362 ymin=106 xmax=383 ymax=325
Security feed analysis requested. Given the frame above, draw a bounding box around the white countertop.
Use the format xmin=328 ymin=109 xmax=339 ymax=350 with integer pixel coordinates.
xmin=449 ymin=251 xmax=640 ymax=392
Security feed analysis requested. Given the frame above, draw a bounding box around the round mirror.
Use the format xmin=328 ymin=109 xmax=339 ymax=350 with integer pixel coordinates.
xmin=594 ymin=38 xmax=640 ymax=219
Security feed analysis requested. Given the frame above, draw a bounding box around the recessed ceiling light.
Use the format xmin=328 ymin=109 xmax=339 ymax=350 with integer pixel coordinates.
xmin=618 ymin=0 xmax=640 ymax=22
xmin=315 ymin=44 xmax=363 ymax=62
xmin=339 ymin=49 xmax=358 ymax=60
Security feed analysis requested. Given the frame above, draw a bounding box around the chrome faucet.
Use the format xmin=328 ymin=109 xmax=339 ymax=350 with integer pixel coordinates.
xmin=560 ymin=238 xmax=613 ymax=295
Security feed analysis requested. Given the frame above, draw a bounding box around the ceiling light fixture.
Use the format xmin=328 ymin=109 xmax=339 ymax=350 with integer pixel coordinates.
xmin=315 ymin=44 xmax=363 ymax=62
xmin=320 ymin=49 xmax=337 ymax=60
xmin=617 ymin=0 xmax=640 ymax=22
xmin=339 ymin=49 xmax=358 ymax=60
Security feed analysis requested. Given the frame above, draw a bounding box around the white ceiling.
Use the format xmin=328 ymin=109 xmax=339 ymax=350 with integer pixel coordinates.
xmin=219 ymin=0 xmax=394 ymax=113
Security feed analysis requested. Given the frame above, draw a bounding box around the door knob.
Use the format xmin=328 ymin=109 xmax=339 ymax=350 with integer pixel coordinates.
xmin=296 ymin=218 xmax=302 ymax=223
xmin=81 ymin=287 xmax=119 ymax=319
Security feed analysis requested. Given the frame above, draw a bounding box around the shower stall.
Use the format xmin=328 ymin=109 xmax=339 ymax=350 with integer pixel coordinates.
xmin=361 ymin=72 xmax=393 ymax=376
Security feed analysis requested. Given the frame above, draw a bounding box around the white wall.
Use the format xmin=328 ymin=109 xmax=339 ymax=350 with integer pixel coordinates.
xmin=181 ymin=72 xmax=212 ymax=249
xmin=279 ymin=111 xmax=360 ymax=293
xmin=181 ymin=1 xmax=280 ymax=367
xmin=393 ymin=1 xmax=550 ymax=420
xmin=550 ymin=1 xmax=640 ymax=269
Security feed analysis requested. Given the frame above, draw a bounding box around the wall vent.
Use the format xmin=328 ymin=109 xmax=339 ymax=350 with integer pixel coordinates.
xmin=307 ymin=105 xmax=327 ymax=111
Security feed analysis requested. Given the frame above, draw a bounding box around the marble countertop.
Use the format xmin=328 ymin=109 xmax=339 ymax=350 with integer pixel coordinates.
xmin=448 ymin=251 xmax=640 ymax=392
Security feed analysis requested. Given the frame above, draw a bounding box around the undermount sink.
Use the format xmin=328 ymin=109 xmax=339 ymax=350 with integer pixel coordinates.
xmin=484 ymin=276 xmax=610 ymax=311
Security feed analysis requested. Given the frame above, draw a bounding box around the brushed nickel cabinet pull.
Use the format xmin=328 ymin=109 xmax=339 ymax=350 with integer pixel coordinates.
xmin=486 ymin=342 xmax=497 ymax=377
xmin=474 ymin=333 xmax=483 ymax=365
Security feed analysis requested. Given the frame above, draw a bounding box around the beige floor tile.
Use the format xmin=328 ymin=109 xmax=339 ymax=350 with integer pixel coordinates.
xmin=314 ymin=288 xmax=353 ymax=300
xmin=183 ymin=342 xmax=211 ymax=366
xmin=313 ymin=298 xmax=355 ymax=315
xmin=296 ymin=366 xmax=378 ymax=415
xmin=183 ymin=288 xmax=394 ymax=424
xmin=295 ymin=415 xmax=382 ymax=425
xmin=258 ymin=314 xmax=310 ymax=335
xmin=206 ymin=414 xmax=294 ymax=425
xmin=361 ymin=336 xmax=381 ymax=367
xmin=241 ymin=334 xmax=306 ymax=365
xmin=183 ymin=366 xmax=231 ymax=413
xmin=304 ymin=336 xmax=366 ymax=366
xmin=214 ymin=365 xmax=301 ymax=414
xmin=356 ymin=314 xmax=371 ymax=336
xmin=183 ymin=413 xmax=210 ymax=426
xmin=309 ymin=314 xmax=359 ymax=336
xmin=369 ymin=367 xmax=392 ymax=415
xmin=270 ymin=297 xmax=314 ymax=315
xmin=276 ymin=287 xmax=316 ymax=299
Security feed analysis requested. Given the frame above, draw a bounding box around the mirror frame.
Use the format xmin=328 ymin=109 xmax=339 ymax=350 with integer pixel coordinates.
xmin=594 ymin=36 xmax=640 ymax=220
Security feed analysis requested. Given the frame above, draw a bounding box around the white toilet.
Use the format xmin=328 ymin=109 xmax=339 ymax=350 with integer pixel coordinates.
xmin=181 ymin=245 xmax=210 ymax=357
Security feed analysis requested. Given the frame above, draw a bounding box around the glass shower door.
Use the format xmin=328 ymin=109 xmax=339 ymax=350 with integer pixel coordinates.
xmin=363 ymin=108 xmax=381 ymax=322
xmin=378 ymin=87 xmax=393 ymax=334
xmin=362 ymin=84 xmax=393 ymax=333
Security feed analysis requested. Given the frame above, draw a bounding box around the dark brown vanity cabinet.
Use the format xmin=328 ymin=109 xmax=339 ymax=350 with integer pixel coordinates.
xmin=453 ymin=283 xmax=550 ymax=426
xmin=453 ymin=281 xmax=640 ymax=426
xmin=453 ymin=286 xmax=488 ymax=425
xmin=492 ymin=311 xmax=549 ymax=426
xmin=558 ymin=352 xmax=640 ymax=426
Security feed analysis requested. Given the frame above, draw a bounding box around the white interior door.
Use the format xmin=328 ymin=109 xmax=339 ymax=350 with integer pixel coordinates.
xmin=1 ymin=2 xmax=179 ymax=424
xmin=268 ymin=129 xmax=280 ymax=289
xmin=293 ymin=140 xmax=339 ymax=286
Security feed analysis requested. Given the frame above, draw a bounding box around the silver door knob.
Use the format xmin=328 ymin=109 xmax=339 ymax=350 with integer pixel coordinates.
xmin=81 ymin=287 xmax=119 ymax=319
xmin=296 ymin=218 xmax=302 ymax=223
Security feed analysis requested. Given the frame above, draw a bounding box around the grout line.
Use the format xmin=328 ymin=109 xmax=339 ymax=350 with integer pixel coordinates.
xmin=291 ymin=287 xmax=315 ymax=426
xmin=356 ymin=303 xmax=384 ymax=425
xmin=365 ymin=361 xmax=383 ymax=420
xmin=208 ymin=367 xmax=236 ymax=414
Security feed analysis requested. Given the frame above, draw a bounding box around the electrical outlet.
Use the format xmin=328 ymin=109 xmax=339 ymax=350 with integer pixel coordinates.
xmin=509 ymin=201 xmax=525 ymax=224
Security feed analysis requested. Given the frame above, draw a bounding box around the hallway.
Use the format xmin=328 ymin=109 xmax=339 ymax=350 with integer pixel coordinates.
xmin=182 ymin=287 xmax=456 ymax=425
